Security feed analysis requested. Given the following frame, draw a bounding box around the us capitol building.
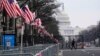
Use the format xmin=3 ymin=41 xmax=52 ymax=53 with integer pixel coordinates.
xmin=55 ymin=12 xmax=83 ymax=42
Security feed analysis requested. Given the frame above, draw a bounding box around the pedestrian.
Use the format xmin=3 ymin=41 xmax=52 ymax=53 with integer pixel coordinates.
xmin=71 ymin=39 xmax=76 ymax=49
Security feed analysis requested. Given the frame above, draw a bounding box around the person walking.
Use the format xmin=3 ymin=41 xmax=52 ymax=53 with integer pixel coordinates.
xmin=71 ymin=39 xmax=76 ymax=49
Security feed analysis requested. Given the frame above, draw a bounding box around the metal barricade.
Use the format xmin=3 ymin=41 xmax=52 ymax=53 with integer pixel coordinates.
xmin=0 ymin=53 xmax=34 ymax=56
xmin=35 ymin=44 xmax=60 ymax=56
xmin=0 ymin=44 xmax=54 ymax=56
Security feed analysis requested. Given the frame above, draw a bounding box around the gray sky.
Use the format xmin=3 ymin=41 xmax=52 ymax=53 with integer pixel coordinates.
xmin=59 ymin=0 xmax=100 ymax=28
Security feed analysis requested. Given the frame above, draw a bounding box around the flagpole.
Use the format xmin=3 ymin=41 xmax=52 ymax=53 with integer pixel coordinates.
xmin=29 ymin=0 xmax=34 ymax=46
xmin=20 ymin=23 xmax=24 ymax=54
xmin=15 ymin=18 xmax=17 ymax=46
xmin=2 ymin=9 xmax=5 ymax=50
xmin=2 ymin=9 xmax=7 ymax=49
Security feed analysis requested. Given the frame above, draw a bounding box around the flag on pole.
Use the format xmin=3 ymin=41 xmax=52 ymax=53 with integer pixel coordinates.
xmin=0 ymin=0 xmax=3 ymax=12
xmin=0 ymin=0 xmax=2 ymax=4
xmin=22 ymin=5 xmax=31 ymax=24
xmin=22 ymin=5 xmax=33 ymax=23
xmin=8 ymin=0 xmax=17 ymax=17
xmin=35 ymin=18 xmax=42 ymax=26
xmin=21 ymin=25 xmax=24 ymax=35
xmin=33 ymin=12 xmax=36 ymax=20
xmin=2 ymin=0 xmax=17 ymax=18
xmin=21 ymin=9 xmax=30 ymax=24
xmin=30 ymin=12 xmax=36 ymax=25
xmin=2 ymin=0 xmax=13 ymax=17
xmin=14 ymin=0 xmax=22 ymax=16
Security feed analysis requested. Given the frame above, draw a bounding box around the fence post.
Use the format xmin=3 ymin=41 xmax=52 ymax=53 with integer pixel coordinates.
xmin=57 ymin=44 xmax=59 ymax=56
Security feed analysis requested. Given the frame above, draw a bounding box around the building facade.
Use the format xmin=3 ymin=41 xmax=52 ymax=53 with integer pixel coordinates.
xmin=55 ymin=12 xmax=83 ymax=42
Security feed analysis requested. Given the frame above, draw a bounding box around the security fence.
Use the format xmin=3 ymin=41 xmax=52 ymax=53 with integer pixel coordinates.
xmin=0 ymin=44 xmax=60 ymax=56
xmin=35 ymin=44 xmax=59 ymax=56
xmin=0 ymin=53 xmax=34 ymax=56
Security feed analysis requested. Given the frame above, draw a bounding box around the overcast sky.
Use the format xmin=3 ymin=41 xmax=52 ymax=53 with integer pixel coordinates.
xmin=59 ymin=0 xmax=100 ymax=28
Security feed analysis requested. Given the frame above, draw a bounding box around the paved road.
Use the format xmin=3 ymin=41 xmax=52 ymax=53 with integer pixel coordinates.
xmin=62 ymin=47 xmax=100 ymax=56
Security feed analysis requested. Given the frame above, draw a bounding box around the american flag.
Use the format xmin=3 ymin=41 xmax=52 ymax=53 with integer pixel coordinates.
xmin=8 ymin=0 xmax=17 ymax=17
xmin=21 ymin=10 xmax=30 ymax=24
xmin=0 ymin=0 xmax=3 ymax=12
xmin=14 ymin=0 xmax=22 ymax=16
xmin=33 ymin=12 xmax=36 ymax=20
xmin=22 ymin=5 xmax=33 ymax=23
xmin=22 ymin=5 xmax=31 ymax=24
xmin=14 ymin=0 xmax=27 ymax=22
xmin=2 ymin=0 xmax=17 ymax=18
xmin=35 ymin=18 xmax=42 ymax=26
xmin=2 ymin=0 xmax=13 ymax=17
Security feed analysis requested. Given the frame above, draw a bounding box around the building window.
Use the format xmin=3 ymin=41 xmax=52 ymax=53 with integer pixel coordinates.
xmin=64 ymin=30 xmax=74 ymax=34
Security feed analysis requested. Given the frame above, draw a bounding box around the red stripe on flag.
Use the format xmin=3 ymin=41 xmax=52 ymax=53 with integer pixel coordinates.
xmin=33 ymin=12 xmax=36 ymax=20
xmin=35 ymin=18 xmax=42 ymax=26
xmin=10 ymin=2 xmax=17 ymax=17
xmin=14 ymin=0 xmax=22 ymax=16
xmin=21 ymin=5 xmax=34 ymax=24
xmin=8 ymin=0 xmax=17 ymax=18
xmin=21 ymin=10 xmax=30 ymax=24
xmin=2 ymin=0 xmax=13 ymax=17
xmin=0 ymin=0 xmax=3 ymax=12
xmin=24 ymin=5 xmax=33 ymax=22
xmin=15 ymin=4 xmax=22 ymax=16
xmin=2 ymin=0 xmax=18 ymax=18
xmin=25 ymin=10 xmax=32 ymax=22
